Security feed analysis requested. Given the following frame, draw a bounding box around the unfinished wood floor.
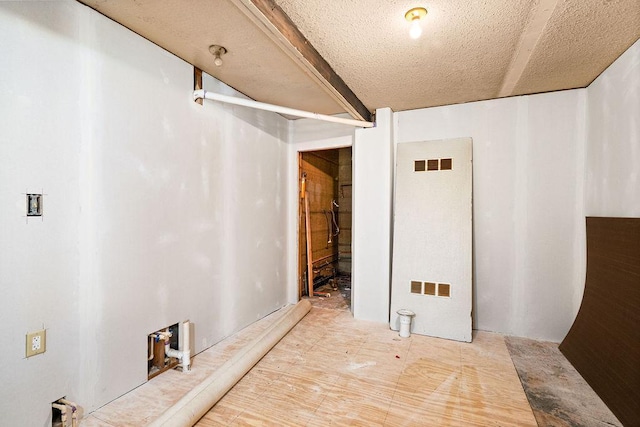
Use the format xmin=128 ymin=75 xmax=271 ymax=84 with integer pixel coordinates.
xmin=84 ymin=304 xmax=536 ymax=426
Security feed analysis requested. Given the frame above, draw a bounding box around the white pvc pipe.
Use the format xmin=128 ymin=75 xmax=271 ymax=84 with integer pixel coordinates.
xmin=165 ymin=321 xmax=191 ymax=371
xmin=148 ymin=299 xmax=312 ymax=427
xmin=148 ymin=335 xmax=155 ymax=361
xmin=193 ymin=90 xmax=374 ymax=128
xmin=57 ymin=399 xmax=79 ymax=427
xmin=181 ymin=320 xmax=191 ymax=371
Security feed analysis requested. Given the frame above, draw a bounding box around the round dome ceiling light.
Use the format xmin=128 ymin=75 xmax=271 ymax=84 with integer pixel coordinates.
xmin=209 ymin=45 xmax=227 ymax=67
xmin=405 ymin=7 xmax=428 ymax=39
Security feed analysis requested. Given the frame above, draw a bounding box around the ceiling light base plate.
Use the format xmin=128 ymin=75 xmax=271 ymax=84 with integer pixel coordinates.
xmin=405 ymin=7 xmax=427 ymax=22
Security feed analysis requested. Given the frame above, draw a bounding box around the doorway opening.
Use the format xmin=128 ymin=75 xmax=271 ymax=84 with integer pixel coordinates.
xmin=298 ymin=147 xmax=352 ymax=311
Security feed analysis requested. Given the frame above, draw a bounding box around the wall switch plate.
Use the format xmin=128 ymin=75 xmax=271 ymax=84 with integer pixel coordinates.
xmin=26 ymin=194 xmax=43 ymax=216
xmin=26 ymin=329 xmax=46 ymax=357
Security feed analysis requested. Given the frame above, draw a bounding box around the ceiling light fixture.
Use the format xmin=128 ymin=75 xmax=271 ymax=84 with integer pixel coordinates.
xmin=208 ymin=45 xmax=227 ymax=67
xmin=405 ymin=7 xmax=427 ymax=39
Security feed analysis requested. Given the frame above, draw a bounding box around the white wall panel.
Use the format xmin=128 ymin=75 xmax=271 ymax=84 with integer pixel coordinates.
xmin=352 ymin=108 xmax=394 ymax=323
xmin=396 ymin=91 xmax=586 ymax=341
xmin=585 ymin=39 xmax=640 ymax=217
xmin=391 ymin=138 xmax=473 ymax=342
xmin=0 ymin=2 xmax=290 ymax=424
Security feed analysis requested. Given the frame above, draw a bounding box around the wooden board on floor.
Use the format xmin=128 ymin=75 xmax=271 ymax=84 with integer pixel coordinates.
xmin=304 ymin=191 xmax=314 ymax=296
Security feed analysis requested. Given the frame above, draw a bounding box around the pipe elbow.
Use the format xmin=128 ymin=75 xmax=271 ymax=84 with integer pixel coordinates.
xmin=193 ymin=89 xmax=206 ymax=101
xmin=166 ymin=347 xmax=191 ymax=371
xmin=57 ymin=398 xmax=78 ymax=412
xmin=52 ymin=403 xmax=67 ymax=414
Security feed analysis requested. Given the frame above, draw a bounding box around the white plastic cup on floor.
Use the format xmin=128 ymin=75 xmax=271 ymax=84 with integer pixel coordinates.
xmin=397 ymin=309 xmax=416 ymax=338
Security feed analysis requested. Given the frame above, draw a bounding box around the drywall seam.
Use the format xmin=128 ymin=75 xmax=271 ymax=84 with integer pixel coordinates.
xmin=572 ymin=89 xmax=587 ymax=318
xmin=77 ymin=9 xmax=100 ymax=410
xmin=511 ymin=96 xmax=529 ymax=335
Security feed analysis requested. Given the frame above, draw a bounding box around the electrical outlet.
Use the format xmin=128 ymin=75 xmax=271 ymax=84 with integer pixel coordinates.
xmin=26 ymin=329 xmax=46 ymax=357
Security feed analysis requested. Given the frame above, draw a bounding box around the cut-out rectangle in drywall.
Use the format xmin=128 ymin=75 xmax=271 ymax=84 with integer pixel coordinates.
xmin=438 ymin=283 xmax=451 ymax=297
xmin=424 ymin=282 xmax=436 ymax=295
xmin=26 ymin=194 xmax=43 ymax=216
xmin=411 ymin=281 xmax=422 ymax=294
xmin=440 ymin=158 xmax=452 ymax=170
xmin=427 ymin=159 xmax=439 ymax=171
xmin=414 ymin=160 xmax=426 ymax=172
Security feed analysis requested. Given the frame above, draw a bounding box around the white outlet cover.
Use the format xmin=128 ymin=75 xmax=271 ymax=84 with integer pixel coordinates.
xmin=26 ymin=330 xmax=46 ymax=357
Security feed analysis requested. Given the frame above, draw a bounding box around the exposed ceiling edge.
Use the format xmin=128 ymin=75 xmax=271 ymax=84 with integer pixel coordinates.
xmin=229 ymin=0 xmax=372 ymax=122
xmin=498 ymin=0 xmax=560 ymax=98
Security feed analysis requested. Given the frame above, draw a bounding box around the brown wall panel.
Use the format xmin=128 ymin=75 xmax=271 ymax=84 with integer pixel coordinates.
xmin=559 ymin=217 xmax=640 ymax=426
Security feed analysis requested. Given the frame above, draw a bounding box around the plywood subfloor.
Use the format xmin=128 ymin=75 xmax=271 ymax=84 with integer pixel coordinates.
xmin=505 ymin=336 xmax=622 ymax=427
xmin=198 ymin=309 xmax=536 ymax=426
xmin=308 ymin=275 xmax=351 ymax=311
xmin=83 ymin=304 xmax=537 ymax=426
xmin=81 ymin=308 xmax=292 ymax=426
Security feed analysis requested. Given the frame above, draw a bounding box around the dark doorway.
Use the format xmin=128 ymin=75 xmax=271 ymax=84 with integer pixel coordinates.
xmin=298 ymin=147 xmax=352 ymax=310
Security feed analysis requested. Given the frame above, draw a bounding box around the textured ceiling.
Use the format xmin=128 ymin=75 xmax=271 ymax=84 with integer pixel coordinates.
xmin=76 ymin=0 xmax=345 ymax=115
xmin=78 ymin=0 xmax=639 ymax=117
xmin=277 ymin=0 xmax=534 ymax=111
xmin=277 ymin=0 xmax=640 ymax=111
xmin=509 ymin=0 xmax=640 ymax=96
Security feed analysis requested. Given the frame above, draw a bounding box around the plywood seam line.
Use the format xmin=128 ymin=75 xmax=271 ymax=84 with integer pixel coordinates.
xmin=193 ymin=90 xmax=374 ymax=128
xmin=498 ymin=0 xmax=560 ymax=97
xmin=227 ymin=0 xmax=372 ymax=122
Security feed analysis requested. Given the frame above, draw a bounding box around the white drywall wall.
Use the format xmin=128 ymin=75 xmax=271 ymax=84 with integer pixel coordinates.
xmin=289 ymin=114 xmax=357 ymax=145
xmin=0 ymin=3 xmax=82 ymax=425
xmin=352 ymin=108 xmax=394 ymax=323
xmin=0 ymin=2 xmax=290 ymax=425
xmin=396 ymin=91 xmax=586 ymax=342
xmin=585 ymin=38 xmax=640 ymax=217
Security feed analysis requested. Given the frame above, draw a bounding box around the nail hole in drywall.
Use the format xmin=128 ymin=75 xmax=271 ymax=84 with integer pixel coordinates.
xmin=427 ymin=159 xmax=439 ymax=171
xmin=424 ymin=282 xmax=436 ymax=295
xmin=438 ymin=283 xmax=451 ymax=297
xmin=411 ymin=281 xmax=422 ymax=294
xmin=414 ymin=160 xmax=426 ymax=172
xmin=440 ymin=158 xmax=452 ymax=170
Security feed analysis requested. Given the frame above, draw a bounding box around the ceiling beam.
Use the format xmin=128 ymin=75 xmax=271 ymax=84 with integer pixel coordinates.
xmin=498 ymin=0 xmax=560 ymax=97
xmin=229 ymin=0 xmax=372 ymax=122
